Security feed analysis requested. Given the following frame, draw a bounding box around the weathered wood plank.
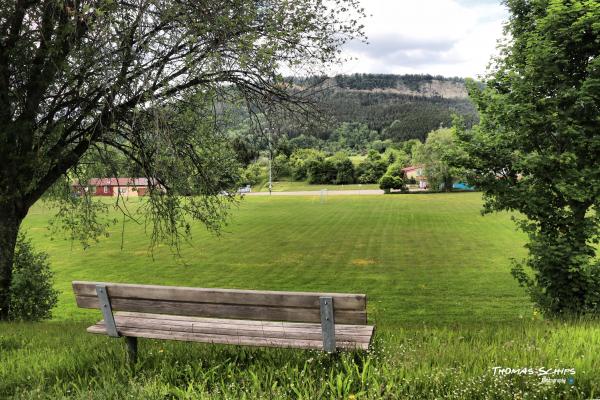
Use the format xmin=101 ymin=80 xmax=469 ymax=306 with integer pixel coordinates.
xmin=91 ymin=321 xmax=372 ymax=343
xmin=72 ymin=281 xmax=366 ymax=311
xmin=116 ymin=312 xmax=373 ymax=333
xmin=91 ymin=315 xmax=374 ymax=343
xmin=76 ymin=296 xmax=367 ymax=324
xmin=86 ymin=325 xmax=370 ymax=350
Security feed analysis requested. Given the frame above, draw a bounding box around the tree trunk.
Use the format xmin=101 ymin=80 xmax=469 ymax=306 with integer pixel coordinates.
xmin=0 ymin=201 xmax=25 ymax=320
xmin=444 ymin=175 xmax=453 ymax=192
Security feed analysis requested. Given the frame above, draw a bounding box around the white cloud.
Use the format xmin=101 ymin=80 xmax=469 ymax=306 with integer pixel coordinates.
xmin=330 ymin=0 xmax=508 ymax=78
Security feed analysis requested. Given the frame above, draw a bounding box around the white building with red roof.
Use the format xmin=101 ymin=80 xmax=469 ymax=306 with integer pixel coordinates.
xmin=402 ymin=166 xmax=428 ymax=189
xmin=74 ymin=178 xmax=162 ymax=197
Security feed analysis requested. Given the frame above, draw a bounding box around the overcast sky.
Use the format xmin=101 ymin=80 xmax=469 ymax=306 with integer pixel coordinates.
xmin=331 ymin=0 xmax=508 ymax=78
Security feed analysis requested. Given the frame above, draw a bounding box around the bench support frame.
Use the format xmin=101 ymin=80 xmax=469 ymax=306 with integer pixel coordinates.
xmin=96 ymin=284 xmax=119 ymax=338
xmin=96 ymin=284 xmax=140 ymax=365
xmin=319 ymin=296 xmax=336 ymax=353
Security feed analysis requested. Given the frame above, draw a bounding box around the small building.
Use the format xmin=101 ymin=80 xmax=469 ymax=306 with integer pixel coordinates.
xmin=402 ymin=166 xmax=427 ymax=189
xmin=73 ymin=178 xmax=160 ymax=197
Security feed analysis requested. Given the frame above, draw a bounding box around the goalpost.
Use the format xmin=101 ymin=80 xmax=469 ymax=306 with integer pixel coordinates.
xmin=320 ymin=189 xmax=328 ymax=204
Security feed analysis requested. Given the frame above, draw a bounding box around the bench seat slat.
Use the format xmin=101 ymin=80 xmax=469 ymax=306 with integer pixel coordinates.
xmin=116 ymin=311 xmax=366 ymax=330
xmin=115 ymin=312 xmax=374 ymax=334
xmin=87 ymin=315 xmax=373 ymax=350
xmin=89 ymin=313 xmax=374 ymax=343
xmin=76 ymin=296 xmax=367 ymax=325
xmin=89 ymin=326 xmax=369 ymax=350
xmin=73 ymin=281 xmax=366 ymax=310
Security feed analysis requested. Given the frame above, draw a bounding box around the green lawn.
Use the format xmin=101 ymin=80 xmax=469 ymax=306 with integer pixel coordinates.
xmin=253 ymin=180 xmax=380 ymax=192
xmin=2 ymin=193 xmax=599 ymax=399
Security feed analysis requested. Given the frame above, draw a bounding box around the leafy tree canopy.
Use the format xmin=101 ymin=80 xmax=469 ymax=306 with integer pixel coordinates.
xmin=455 ymin=0 xmax=600 ymax=315
xmin=0 ymin=0 xmax=365 ymax=319
xmin=413 ymin=127 xmax=465 ymax=192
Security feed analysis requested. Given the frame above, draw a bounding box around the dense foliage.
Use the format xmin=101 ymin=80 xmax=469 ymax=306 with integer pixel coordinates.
xmin=379 ymin=161 xmax=409 ymax=193
xmin=356 ymin=151 xmax=389 ymax=184
xmin=455 ymin=0 xmax=600 ymax=315
xmin=8 ymin=234 xmax=58 ymax=321
xmin=240 ymin=74 xmax=481 ymax=155
xmin=285 ymin=150 xmax=359 ymax=184
xmin=0 ymin=0 xmax=365 ymax=319
xmin=324 ymin=90 xmax=477 ymax=143
xmin=413 ymin=128 xmax=465 ymax=192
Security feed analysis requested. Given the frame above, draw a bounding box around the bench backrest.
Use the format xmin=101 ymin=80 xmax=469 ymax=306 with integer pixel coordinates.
xmin=73 ymin=281 xmax=367 ymax=325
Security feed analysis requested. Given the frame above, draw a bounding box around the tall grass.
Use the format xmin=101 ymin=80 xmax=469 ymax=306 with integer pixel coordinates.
xmin=2 ymin=320 xmax=599 ymax=399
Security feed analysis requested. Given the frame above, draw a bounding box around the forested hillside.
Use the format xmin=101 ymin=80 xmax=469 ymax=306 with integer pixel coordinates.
xmin=289 ymin=74 xmax=479 ymax=144
xmin=229 ymin=74 xmax=479 ymax=192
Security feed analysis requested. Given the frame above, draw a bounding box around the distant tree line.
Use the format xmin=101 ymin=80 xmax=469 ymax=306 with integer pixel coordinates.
xmin=237 ymin=123 xmax=468 ymax=194
xmin=240 ymin=148 xmax=404 ymax=187
xmin=334 ymin=73 xmax=466 ymax=91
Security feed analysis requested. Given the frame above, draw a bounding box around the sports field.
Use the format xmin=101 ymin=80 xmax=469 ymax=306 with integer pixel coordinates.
xmin=2 ymin=193 xmax=599 ymax=399
xmin=22 ymin=193 xmax=527 ymax=325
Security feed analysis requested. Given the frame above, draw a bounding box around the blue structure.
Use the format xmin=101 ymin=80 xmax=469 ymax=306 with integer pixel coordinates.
xmin=452 ymin=182 xmax=475 ymax=191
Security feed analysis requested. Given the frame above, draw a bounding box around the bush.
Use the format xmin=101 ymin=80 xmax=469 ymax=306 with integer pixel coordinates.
xmin=385 ymin=161 xmax=406 ymax=177
xmin=356 ymin=150 xmax=387 ymax=183
xmin=379 ymin=161 xmax=409 ymax=193
xmin=369 ymin=139 xmax=393 ymax=153
xmin=379 ymin=174 xmax=405 ymax=193
xmin=240 ymin=163 xmax=264 ymax=186
xmin=330 ymin=152 xmax=355 ymax=184
xmin=306 ymin=158 xmax=336 ymax=184
xmin=289 ymin=149 xmax=325 ymax=180
xmin=289 ymin=150 xmax=356 ymax=185
xmin=9 ymin=234 xmax=59 ymax=321
xmin=271 ymin=154 xmax=290 ymax=180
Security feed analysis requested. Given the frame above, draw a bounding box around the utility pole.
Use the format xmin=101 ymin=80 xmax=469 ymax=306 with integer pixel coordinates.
xmin=268 ymin=128 xmax=273 ymax=195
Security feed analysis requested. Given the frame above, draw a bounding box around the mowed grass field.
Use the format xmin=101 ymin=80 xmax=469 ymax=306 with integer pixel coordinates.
xmin=24 ymin=193 xmax=526 ymax=325
xmin=2 ymin=193 xmax=600 ymax=399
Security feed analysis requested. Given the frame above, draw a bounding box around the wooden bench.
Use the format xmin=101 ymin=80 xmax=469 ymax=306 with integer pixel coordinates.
xmin=72 ymin=281 xmax=375 ymax=363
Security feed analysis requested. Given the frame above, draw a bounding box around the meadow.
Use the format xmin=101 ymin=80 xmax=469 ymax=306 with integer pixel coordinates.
xmin=1 ymin=193 xmax=599 ymax=399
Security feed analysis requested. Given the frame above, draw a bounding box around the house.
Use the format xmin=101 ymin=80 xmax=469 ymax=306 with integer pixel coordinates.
xmin=402 ymin=166 xmax=428 ymax=189
xmin=73 ymin=178 xmax=161 ymax=197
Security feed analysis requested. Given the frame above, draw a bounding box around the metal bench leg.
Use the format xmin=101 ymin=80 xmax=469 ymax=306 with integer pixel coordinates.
xmin=125 ymin=336 xmax=138 ymax=365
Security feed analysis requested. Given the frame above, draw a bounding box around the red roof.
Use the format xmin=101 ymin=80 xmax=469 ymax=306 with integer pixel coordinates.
xmin=402 ymin=166 xmax=422 ymax=173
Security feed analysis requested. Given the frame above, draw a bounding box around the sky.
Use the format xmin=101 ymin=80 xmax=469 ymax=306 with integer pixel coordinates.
xmin=332 ymin=0 xmax=508 ymax=78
